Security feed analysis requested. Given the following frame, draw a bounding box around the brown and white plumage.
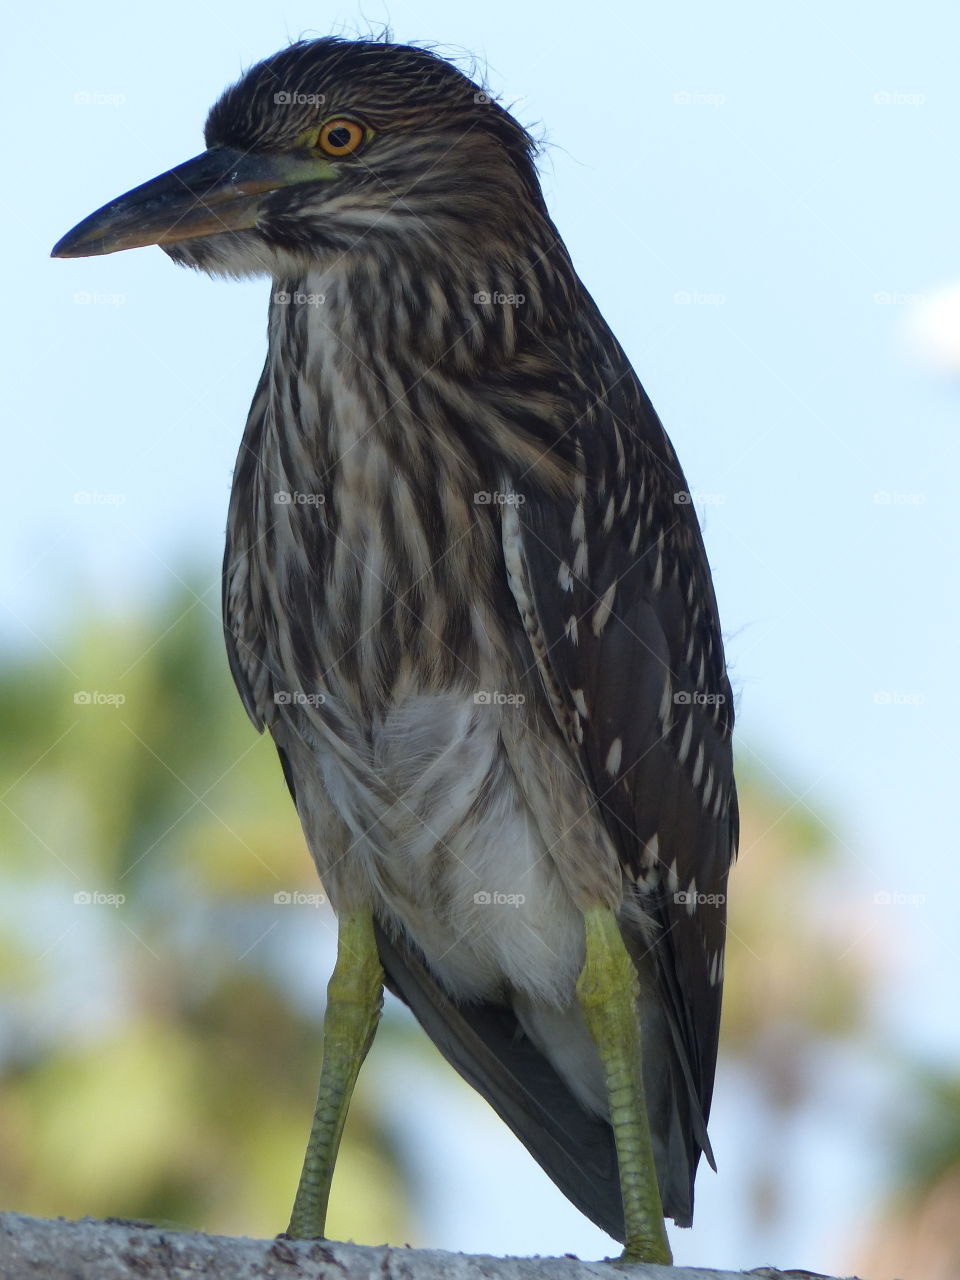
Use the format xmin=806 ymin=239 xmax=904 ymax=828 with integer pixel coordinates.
xmin=54 ymin=35 xmax=738 ymax=1241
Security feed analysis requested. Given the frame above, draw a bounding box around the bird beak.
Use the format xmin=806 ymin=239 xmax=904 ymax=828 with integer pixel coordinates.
xmin=51 ymin=145 xmax=337 ymax=258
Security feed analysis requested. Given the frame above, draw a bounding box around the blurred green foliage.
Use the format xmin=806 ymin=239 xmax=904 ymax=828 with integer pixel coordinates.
xmin=0 ymin=584 xmax=411 ymax=1240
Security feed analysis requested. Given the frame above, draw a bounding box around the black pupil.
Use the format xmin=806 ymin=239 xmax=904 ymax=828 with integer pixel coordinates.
xmin=327 ymin=125 xmax=353 ymax=149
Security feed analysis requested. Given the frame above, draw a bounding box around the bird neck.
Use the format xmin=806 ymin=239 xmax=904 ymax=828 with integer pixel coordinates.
xmin=264 ymin=221 xmax=583 ymax=484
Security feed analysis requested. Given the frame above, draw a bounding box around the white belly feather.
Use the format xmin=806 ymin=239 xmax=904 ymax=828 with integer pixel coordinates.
xmin=315 ymin=687 xmax=610 ymax=1118
xmin=323 ymin=689 xmax=587 ymax=1008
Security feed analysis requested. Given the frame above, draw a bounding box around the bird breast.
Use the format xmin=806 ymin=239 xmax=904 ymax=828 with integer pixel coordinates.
xmin=251 ymin=286 xmax=594 ymax=1008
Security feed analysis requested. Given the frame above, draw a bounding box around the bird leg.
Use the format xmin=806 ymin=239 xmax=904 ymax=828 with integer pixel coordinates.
xmin=287 ymin=909 xmax=384 ymax=1239
xmin=576 ymin=906 xmax=672 ymax=1265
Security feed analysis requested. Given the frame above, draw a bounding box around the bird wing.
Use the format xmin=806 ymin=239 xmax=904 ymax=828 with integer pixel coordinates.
xmin=499 ymin=301 xmax=738 ymax=1185
xmin=223 ymin=360 xmax=277 ymax=731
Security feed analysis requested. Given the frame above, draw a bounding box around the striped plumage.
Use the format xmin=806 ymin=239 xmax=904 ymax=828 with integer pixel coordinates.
xmin=53 ymin=36 xmax=737 ymax=1247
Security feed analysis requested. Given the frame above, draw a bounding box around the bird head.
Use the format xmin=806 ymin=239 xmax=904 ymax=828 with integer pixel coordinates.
xmin=51 ymin=38 xmax=547 ymax=280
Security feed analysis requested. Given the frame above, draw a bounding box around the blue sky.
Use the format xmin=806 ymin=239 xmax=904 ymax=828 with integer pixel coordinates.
xmin=5 ymin=0 xmax=960 ymax=1270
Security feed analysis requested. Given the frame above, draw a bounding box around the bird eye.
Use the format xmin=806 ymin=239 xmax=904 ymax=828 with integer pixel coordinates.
xmin=316 ymin=118 xmax=367 ymax=157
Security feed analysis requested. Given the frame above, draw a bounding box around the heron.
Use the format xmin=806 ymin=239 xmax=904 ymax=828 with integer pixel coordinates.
xmin=52 ymin=36 xmax=738 ymax=1264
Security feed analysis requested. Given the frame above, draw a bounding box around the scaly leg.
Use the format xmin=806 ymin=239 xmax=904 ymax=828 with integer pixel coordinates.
xmin=576 ymin=905 xmax=672 ymax=1264
xmin=287 ymin=910 xmax=384 ymax=1238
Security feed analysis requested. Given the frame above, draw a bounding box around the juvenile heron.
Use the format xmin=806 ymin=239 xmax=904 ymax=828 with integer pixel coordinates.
xmin=53 ymin=37 xmax=738 ymax=1263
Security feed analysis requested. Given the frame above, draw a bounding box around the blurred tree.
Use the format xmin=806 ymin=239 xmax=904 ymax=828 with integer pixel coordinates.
xmin=851 ymin=1069 xmax=960 ymax=1279
xmin=719 ymin=763 xmax=874 ymax=1241
xmin=0 ymin=582 xmax=411 ymax=1241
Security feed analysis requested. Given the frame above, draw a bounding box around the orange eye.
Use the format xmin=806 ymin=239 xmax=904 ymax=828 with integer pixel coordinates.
xmin=317 ymin=118 xmax=366 ymax=156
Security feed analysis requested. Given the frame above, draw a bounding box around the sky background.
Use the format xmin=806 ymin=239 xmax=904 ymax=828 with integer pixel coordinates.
xmin=4 ymin=0 xmax=959 ymax=1272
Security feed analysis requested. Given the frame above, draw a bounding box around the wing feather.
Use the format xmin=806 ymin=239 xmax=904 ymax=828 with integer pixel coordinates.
xmin=501 ymin=299 xmax=738 ymax=1206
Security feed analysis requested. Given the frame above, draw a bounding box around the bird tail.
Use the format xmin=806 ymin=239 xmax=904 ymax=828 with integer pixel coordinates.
xmin=374 ymin=918 xmax=627 ymax=1243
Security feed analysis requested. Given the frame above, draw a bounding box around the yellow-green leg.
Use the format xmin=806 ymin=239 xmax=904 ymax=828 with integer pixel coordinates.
xmin=287 ymin=910 xmax=384 ymax=1238
xmin=576 ymin=906 xmax=672 ymax=1265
